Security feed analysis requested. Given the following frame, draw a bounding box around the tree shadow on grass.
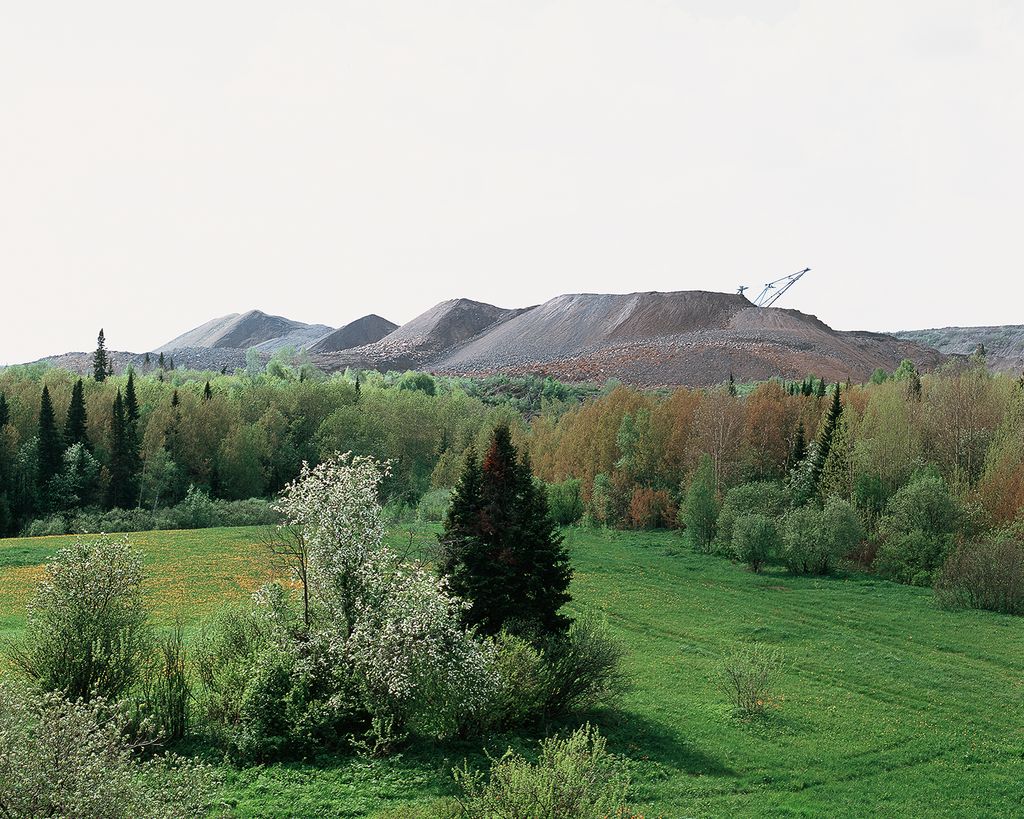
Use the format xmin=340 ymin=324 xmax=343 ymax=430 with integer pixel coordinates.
xmin=563 ymin=707 xmax=736 ymax=778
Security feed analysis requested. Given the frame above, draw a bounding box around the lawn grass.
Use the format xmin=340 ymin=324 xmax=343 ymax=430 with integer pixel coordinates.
xmin=1 ymin=525 xmax=1022 ymax=817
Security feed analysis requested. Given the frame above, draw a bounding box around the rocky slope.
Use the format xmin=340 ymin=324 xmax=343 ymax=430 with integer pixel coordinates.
xmin=157 ymin=310 xmax=332 ymax=353
xmin=895 ymin=326 xmax=1024 ymax=374
xmin=312 ymin=299 xmax=529 ymax=371
xmin=426 ymin=291 xmax=943 ymax=387
xmin=307 ymin=314 xmax=398 ymax=354
xmin=306 ymin=290 xmax=943 ymax=387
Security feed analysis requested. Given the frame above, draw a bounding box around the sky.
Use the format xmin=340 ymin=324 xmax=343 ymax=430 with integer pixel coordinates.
xmin=1 ymin=0 xmax=1021 ymax=364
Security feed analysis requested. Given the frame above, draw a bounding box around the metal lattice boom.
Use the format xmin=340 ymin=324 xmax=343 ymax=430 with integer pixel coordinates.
xmin=747 ymin=268 xmax=811 ymax=308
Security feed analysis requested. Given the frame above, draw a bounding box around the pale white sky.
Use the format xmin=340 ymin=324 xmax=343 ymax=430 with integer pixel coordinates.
xmin=2 ymin=0 xmax=1021 ymax=364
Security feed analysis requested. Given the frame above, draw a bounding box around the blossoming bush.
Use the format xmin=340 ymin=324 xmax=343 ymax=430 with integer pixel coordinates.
xmin=198 ymin=453 xmax=503 ymax=758
xmin=7 ymin=535 xmax=152 ymax=702
xmin=0 ymin=683 xmax=217 ymax=819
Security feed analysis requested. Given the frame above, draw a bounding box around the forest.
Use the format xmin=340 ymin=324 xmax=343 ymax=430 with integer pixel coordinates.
xmin=2 ymin=352 xmax=1023 ymax=598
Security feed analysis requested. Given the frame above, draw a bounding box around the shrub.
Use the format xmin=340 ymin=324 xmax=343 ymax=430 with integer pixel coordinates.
xmin=680 ymin=455 xmax=718 ymax=552
xmin=417 ymin=487 xmax=452 ymax=523
xmin=714 ymin=481 xmax=787 ymax=556
xmin=137 ymin=623 xmax=190 ymax=743
xmin=780 ymin=504 xmax=825 ymax=574
xmin=488 ymin=632 xmax=548 ymax=729
xmin=173 ymin=484 xmax=220 ymax=529
xmin=781 ymin=499 xmax=862 ymax=575
xmin=875 ymin=473 xmax=960 ymax=585
xmin=0 ymin=683 xmax=218 ymax=818
xmin=547 ymin=478 xmax=585 ymax=526
xmin=875 ymin=530 xmax=949 ymax=586
xmin=627 ymin=487 xmax=677 ymax=529
xmin=732 ymin=513 xmax=779 ymax=572
xmin=718 ymin=642 xmax=784 ymax=717
xmin=451 ymin=724 xmax=634 ymax=819
xmin=194 ymin=587 xmax=364 ymax=761
xmin=7 ymin=535 xmax=152 ymax=702
xmin=23 ymin=513 xmax=67 ymax=537
xmin=934 ymin=539 xmax=1024 ymax=615
xmin=541 ymin=616 xmax=628 ymax=717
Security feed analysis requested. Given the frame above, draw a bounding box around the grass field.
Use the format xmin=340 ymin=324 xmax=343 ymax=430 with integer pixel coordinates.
xmin=1 ymin=525 xmax=1023 ymax=817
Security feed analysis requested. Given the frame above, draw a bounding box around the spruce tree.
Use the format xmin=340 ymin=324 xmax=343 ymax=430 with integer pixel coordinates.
xmin=203 ymin=381 xmax=213 ymax=401
xmin=122 ymin=372 xmax=142 ymax=503
xmin=36 ymin=386 xmax=63 ymax=488
xmin=93 ymin=329 xmax=109 ymax=382
xmin=439 ymin=425 xmax=572 ymax=639
xmin=64 ymin=379 xmax=89 ymax=449
xmin=124 ymin=371 xmax=140 ymax=426
xmin=812 ymin=383 xmax=843 ymax=484
xmin=790 ymin=420 xmax=807 ymax=467
xmin=158 ymin=352 xmax=166 ymax=370
xmin=0 ymin=393 xmax=8 ymax=429
xmin=728 ymin=371 xmax=737 ymax=396
xmin=106 ymin=390 xmax=134 ymax=509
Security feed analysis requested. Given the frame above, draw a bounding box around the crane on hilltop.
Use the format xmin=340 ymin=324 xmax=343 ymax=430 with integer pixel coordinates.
xmin=738 ymin=268 xmax=811 ymax=308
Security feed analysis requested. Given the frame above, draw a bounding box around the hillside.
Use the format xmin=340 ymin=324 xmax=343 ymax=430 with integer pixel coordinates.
xmin=313 ymin=298 xmax=528 ymax=371
xmin=895 ymin=325 xmax=1024 ymax=373
xmin=422 ymin=291 xmax=944 ymax=386
xmin=307 ymin=314 xmax=398 ymax=354
xmin=157 ymin=310 xmax=332 ymax=354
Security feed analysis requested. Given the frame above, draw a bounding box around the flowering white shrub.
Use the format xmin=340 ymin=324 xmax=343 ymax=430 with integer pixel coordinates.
xmin=8 ymin=535 xmax=152 ymax=702
xmin=275 ymin=453 xmax=389 ymax=633
xmin=348 ymin=553 xmax=498 ymax=738
xmin=0 ymin=682 xmax=217 ymax=818
xmin=194 ymin=452 xmax=502 ymax=755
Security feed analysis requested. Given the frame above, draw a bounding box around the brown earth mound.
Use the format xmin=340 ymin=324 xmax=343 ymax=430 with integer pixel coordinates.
xmin=425 ymin=291 xmax=944 ymax=387
xmin=308 ymin=314 xmax=398 ymax=354
xmin=314 ymin=298 xmax=529 ymax=371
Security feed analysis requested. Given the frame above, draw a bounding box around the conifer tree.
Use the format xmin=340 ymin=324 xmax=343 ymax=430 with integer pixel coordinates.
xmin=0 ymin=393 xmax=8 ymax=429
xmin=144 ymin=352 xmax=151 ymax=369
xmin=815 ymin=378 xmax=826 ymax=398
xmin=203 ymin=381 xmax=212 ymax=401
xmin=92 ymin=329 xmax=109 ymax=382
xmin=790 ymin=420 xmax=807 ymax=467
xmin=439 ymin=425 xmax=572 ymax=639
xmin=64 ymin=379 xmax=89 ymax=450
xmin=36 ymin=386 xmax=63 ymax=488
xmin=158 ymin=352 xmax=166 ymax=370
xmin=728 ymin=371 xmax=737 ymax=396
xmin=124 ymin=371 xmax=140 ymax=426
xmin=812 ymin=383 xmax=843 ymax=484
xmin=106 ymin=390 xmax=135 ymax=509
xmin=819 ymin=414 xmax=852 ymax=501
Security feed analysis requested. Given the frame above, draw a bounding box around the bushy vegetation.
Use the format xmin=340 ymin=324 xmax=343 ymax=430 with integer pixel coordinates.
xmin=0 ymin=684 xmax=217 ymax=819
xmin=718 ymin=642 xmax=785 ymax=717
xmin=450 ymin=724 xmax=634 ymax=818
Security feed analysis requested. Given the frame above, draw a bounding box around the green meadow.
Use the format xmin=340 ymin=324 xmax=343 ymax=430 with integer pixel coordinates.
xmin=1 ymin=525 xmax=1022 ymax=817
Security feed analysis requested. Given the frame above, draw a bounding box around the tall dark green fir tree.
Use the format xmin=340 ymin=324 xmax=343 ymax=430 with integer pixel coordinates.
xmin=64 ymin=379 xmax=89 ymax=449
xmin=0 ymin=393 xmax=8 ymax=429
xmin=203 ymin=381 xmax=213 ymax=401
xmin=124 ymin=371 xmax=140 ymax=426
xmin=439 ymin=424 xmax=572 ymax=640
xmin=812 ymin=383 xmax=843 ymax=484
xmin=36 ymin=386 xmax=63 ymax=488
xmin=106 ymin=389 xmax=137 ymax=509
xmin=93 ymin=329 xmax=109 ymax=382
